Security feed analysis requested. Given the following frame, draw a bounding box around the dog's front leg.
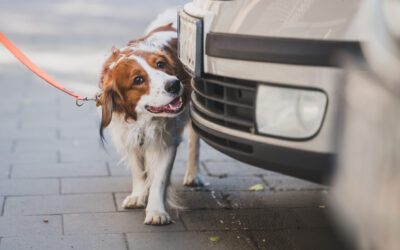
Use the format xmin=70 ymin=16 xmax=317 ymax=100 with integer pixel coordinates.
xmin=122 ymin=153 xmax=148 ymax=209
xmin=144 ymin=145 xmax=177 ymax=225
xmin=183 ymin=122 xmax=204 ymax=186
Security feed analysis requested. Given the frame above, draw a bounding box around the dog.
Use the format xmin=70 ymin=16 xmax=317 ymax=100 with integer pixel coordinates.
xmin=98 ymin=10 xmax=203 ymax=225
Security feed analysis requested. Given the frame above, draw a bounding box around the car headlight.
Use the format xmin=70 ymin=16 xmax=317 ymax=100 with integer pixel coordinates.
xmin=256 ymin=84 xmax=327 ymax=139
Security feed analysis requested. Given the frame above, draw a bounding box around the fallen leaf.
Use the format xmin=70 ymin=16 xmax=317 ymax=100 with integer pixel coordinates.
xmin=43 ymin=219 xmax=49 ymax=223
xmin=319 ymin=205 xmax=326 ymax=209
xmin=249 ymin=184 xmax=264 ymax=191
xmin=210 ymin=236 xmax=220 ymax=242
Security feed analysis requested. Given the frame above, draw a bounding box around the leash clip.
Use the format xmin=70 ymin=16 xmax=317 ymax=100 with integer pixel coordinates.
xmin=75 ymin=93 xmax=102 ymax=107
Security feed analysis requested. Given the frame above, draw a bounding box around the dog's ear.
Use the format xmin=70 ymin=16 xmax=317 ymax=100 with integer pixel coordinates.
xmin=99 ymin=80 xmax=123 ymax=140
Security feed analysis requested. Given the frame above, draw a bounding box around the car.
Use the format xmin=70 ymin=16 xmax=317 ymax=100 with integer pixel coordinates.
xmin=177 ymin=0 xmax=364 ymax=183
xmin=178 ymin=1 xmax=400 ymax=249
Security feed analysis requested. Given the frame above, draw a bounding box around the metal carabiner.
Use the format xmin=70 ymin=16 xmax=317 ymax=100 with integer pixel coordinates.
xmin=75 ymin=97 xmax=87 ymax=107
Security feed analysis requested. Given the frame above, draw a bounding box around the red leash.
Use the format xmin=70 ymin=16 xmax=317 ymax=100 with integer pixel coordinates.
xmin=0 ymin=32 xmax=99 ymax=106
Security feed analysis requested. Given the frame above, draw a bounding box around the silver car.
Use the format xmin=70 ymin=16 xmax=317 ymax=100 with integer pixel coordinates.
xmin=178 ymin=0 xmax=364 ymax=183
xmin=178 ymin=0 xmax=400 ymax=249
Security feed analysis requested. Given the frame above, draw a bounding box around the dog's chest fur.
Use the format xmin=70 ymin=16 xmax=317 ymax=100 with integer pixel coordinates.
xmin=108 ymin=110 xmax=188 ymax=157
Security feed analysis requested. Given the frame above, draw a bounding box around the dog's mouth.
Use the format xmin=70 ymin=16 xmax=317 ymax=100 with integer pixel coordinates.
xmin=145 ymin=96 xmax=184 ymax=114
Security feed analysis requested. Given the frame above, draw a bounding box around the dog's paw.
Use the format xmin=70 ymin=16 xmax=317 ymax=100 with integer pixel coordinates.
xmin=121 ymin=194 xmax=146 ymax=209
xmin=144 ymin=210 xmax=171 ymax=225
xmin=183 ymin=173 xmax=204 ymax=187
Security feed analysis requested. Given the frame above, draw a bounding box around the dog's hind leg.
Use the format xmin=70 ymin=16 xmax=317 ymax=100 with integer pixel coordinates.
xmin=144 ymin=145 xmax=177 ymax=225
xmin=183 ymin=122 xmax=204 ymax=186
xmin=122 ymin=153 xmax=148 ymax=209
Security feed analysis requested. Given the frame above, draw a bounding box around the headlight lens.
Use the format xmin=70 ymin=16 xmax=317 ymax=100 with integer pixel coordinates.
xmin=256 ymin=85 xmax=327 ymax=139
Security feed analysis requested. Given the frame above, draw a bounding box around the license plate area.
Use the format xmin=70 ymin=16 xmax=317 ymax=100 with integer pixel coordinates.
xmin=178 ymin=11 xmax=203 ymax=78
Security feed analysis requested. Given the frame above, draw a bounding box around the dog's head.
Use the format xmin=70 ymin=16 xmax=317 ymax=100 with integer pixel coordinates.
xmin=99 ymin=24 xmax=190 ymax=138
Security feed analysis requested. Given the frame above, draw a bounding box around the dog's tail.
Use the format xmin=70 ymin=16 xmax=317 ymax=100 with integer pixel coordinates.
xmin=144 ymin=8 xmax=179 ymax=36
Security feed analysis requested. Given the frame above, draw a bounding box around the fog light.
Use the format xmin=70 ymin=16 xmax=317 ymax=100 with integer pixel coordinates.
xmin=256 ymin=85 xmax=327 ymax=139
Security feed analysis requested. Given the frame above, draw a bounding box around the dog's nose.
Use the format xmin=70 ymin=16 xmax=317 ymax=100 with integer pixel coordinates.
xmin=165 ymin=80 xmax=181 ymax=94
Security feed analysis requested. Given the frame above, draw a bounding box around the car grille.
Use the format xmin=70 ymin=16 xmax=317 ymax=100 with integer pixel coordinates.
xmin=191 ymin=75 xmax=257 ymax=133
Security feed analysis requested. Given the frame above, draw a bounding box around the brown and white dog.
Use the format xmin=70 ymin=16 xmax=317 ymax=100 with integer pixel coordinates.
xmin=98 ymin=10 xmax=203 ymax=225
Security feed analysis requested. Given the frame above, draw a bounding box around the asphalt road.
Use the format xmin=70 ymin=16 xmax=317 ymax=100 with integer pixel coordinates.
xmin=0 ymin=0 xmax=348 ymax=249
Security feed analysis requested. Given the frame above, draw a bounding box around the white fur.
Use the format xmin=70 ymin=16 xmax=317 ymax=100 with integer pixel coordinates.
xmin=105 ymin=9 xmax=202 ymax=225
xmin=144 ymin=8 xmax=178 ymax=35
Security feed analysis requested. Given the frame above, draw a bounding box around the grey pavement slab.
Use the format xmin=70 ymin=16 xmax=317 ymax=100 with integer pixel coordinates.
xmin=0 ymin=234 xmax=127 ymax=250
xmin=248 ymin=228 xmax=349 ymax=250
xmin=64 ymin=212 xmax=185 ymax=234
xmin=109 ymin=162 xmax=130 ymax=176
xmin=14 ymin=138 xmax=103 ymax=152
xmin=0 ymin=128 xmax=57 ymax=140
xmin=61 ymin=177 xmax=131 ymax=194
xmin=0 ymin=215 xmax=62 ymax=237
xmin=227 ymin=190 xmax=328 ymax=209
xmin=176 ymin=141 xmax=233 ymax=162
xmin=0 ymin=162 xmax=10 ymax=179
xmin=126 ymin=231 xmax=257 ymax=250
xmin=59 ymin=126 xmax=99 ymax=139
xmin=4 ymin=194 xmax=115 ymax=215
xmin=12 ymin=162 xmax=108 ymax=178
xmin=0 ymin=197 xmax=3 ymax=215
xmin=0 ymin=151 xmax=58 ymax=164
xmin=0 ymin=140 xmax=13 ymax=153
xmin=60 ymin=148 xmax=118 ymax=163
xmin=0 ymin=179 xmax=59 ymax=196
xmin=202 ymin=160 xmax=278 ymax=176
xmin=0 ymin=121 xmax=18 ymax=130
xmin=262 ymin=175 xmax=326 ymax=191
xmin=180 ymin=209 xmax=302 ymax=231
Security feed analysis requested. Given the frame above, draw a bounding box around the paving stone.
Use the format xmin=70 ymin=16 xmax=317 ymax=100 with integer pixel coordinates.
xmin=0 ymin=234 xmax=127 ymax=250
xmin=0 ymin=151 xmax=58 ymax=164
xmin=14 ymin=139 xmax=103 ymax=152
xmin=0 ymin=197 xmax=3 ymax=215
xmin=21 ymin=119 xmax=97 ymax=129
xmin=0 ymin=179 xmax=59 ymax=196
xmin=126 ymin=231 xmax=257 ymax=250
xmin=262 ymin=175 xmax=327 ymax=191
xmin=180 ymin=209 xmax=301 ymax=231
xmin=12 ymin=162 xmax=108 ymax=178
xmin=247 ymin=229 xmax=295 ymax=249
xmin=61 ymin=177 xmax=131 ymax=194
xmin=202 ymin=160 xmax=277 ymax=176
xmin=286 ymin=228 xmax=350 ymax=250
xmin=0 ymin=162 xmax=10 ymax=179
xmin=115 ymin=191 xmax=220 ymax=212
xmin=0 ymin=120 xmax=18 ymax=130
xmin=171 ymin=160 xmax=188 ymax=176
xmin=176 ymin=141 xmax=232 ymax=162
xmin=226 ymin=190 xmax=328 ymax=209
xmin=0 ymin=215 xmax=62 ymax=237
xmin=0 ymin=128 xmax=57 ymax=139
xmin=0 ymin=140 xmax=13 ymax=153
xmin=4 ymin=194 xmax=115 ymax=215
xmin=290 ymin=207 xmax=332 ymax=228
xmin=59 ymin=126 xmax=99 ymax=139
xmin=64 ymin=212 xmax=185 ymax=234
xmin=60 ymin=149 xmax=118 ymax=162
xmin=109 ymin=162 xmax=130 ymax=176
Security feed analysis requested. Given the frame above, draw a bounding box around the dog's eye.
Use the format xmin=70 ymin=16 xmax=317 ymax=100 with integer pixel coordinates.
xmin=133 ymin=76 xmax=144 ymax=85
xmin=156 ymin=61 xmax=165 ymax=69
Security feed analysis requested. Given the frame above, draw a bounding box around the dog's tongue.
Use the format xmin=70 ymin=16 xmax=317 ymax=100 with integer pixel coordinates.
xmin=146 ymin=97 xmax=183 ymax=113
xmin=146 ymin=106 xmax=163 ymax=113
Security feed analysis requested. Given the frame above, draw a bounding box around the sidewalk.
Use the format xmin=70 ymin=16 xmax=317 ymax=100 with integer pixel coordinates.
xmin=0 ymin=1 xmax=346 ymax=249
